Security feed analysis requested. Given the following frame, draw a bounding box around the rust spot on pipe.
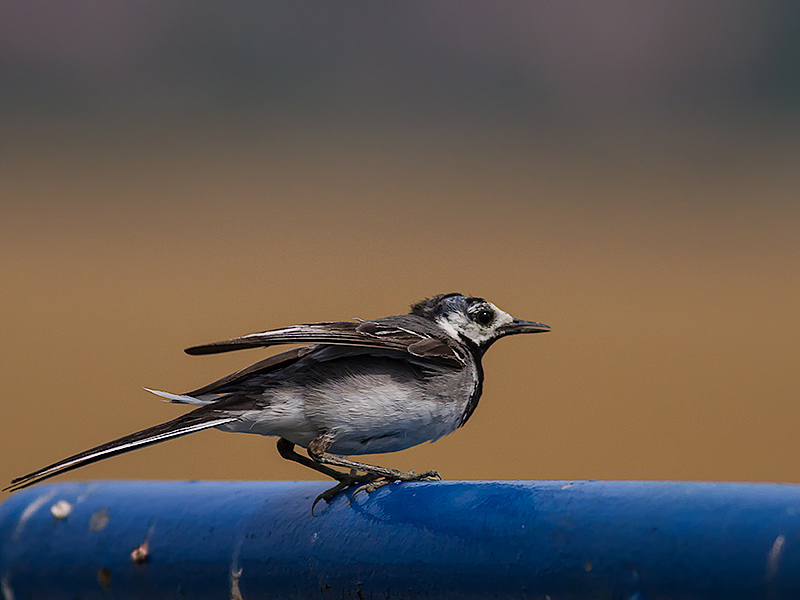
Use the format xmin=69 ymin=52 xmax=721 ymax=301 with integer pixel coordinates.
xmin=130 ymin=541 xmax=150 ymax=565
xmin=50 ymin=500 xmax=72 ymax=520
xmin=97 ymin=567 xmax=111 ymax=591
xmin=89 ymin=508 xmax=109 ymax=532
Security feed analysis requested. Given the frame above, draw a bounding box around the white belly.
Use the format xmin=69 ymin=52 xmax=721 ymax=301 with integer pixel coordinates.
xmin=219 ymin=371 xmax=469 ymax=456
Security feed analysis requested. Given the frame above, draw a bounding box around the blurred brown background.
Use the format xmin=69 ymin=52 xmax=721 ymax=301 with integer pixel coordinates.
xmin=2 ymin=3 xmax=799 ymax=489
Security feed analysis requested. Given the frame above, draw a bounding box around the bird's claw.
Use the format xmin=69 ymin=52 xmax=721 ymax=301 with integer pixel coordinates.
xmin=312 ymin=468 xmax=443 ymax=512
xmin=312 ymin=471 xmax=380 ymax=514
xmin=349 ymin=469 xmax=442 ymax=502
xmin=312 ymin=481 xmax=350 ymax=514
xmin=401 ymin=469 xmax=441 ymax=481
xmin=349 ymin=478 xmax=393 ymax=502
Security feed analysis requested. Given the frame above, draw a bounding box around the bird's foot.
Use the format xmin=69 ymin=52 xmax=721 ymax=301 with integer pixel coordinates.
xmin=312 ymin=470 xmax=380 ymax=513
xmin=349 ymin=469 xmax=442 ymax=502
xmin=400 ymin=469 xmax=442 ymax=482
xmin=312 ymin=468 xmax=442 ymax=512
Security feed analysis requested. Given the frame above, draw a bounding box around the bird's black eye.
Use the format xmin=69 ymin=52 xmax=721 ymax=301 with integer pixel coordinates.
xmin=474 ymin=308 xmax=494 ymax=326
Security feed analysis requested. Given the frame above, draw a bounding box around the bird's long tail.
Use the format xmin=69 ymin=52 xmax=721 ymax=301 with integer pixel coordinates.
xmin=4 ymin=408 xmax=237 ymax=493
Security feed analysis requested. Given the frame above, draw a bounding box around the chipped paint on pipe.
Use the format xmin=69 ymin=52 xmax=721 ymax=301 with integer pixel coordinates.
xmin=1 ymin=480 xmax=800 ymax=599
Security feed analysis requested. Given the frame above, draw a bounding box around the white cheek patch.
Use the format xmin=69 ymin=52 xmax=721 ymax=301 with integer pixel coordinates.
xmin=439 ymin=303 xmax=515 ymax=346
xmin=465 ymin=325 xmax=494 ymax=345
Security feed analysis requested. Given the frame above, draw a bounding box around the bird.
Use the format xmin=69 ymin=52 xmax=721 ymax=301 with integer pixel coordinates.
xmin=6 ymin=293 xmax=550 ymax=504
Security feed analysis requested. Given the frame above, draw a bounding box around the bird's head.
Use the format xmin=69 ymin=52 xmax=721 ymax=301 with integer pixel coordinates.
xmin=410 ymin=293 xmax=550 ymax=353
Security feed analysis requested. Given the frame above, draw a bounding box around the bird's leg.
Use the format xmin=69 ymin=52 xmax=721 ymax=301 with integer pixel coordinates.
xmin=276 ymin=437 xmax=349 ymax=481
xmin=315 ymin=453 xmax=441 ymax=482
xmin=306 ymin=435 xmax=442 ymax=499
xmin=276 ymin=438 xmax=380 ymax=508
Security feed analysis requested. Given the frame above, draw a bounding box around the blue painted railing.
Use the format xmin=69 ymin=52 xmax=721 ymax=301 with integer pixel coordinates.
xmin=1 ymin=480 xmax=799 ymax=599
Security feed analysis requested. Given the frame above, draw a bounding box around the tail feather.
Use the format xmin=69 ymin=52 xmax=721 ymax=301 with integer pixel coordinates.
xmin=4 ymin=410 xmax=237 ymax=493
xmin=143 ymin=387 xmax=215 ymax=406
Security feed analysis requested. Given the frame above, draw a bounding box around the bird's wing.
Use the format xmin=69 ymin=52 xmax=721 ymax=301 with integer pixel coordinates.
xmin=184 ymin=320 xmax=464 ymax=366
xmin=184 ymin=345 xmax=316 ymax=397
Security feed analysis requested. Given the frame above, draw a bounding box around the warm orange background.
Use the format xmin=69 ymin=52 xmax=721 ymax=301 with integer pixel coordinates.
xmin=2 ymin=5 xmax=799 ymax=491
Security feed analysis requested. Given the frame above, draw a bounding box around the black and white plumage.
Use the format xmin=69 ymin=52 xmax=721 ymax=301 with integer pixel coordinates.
xmin=6 ymin=293 xmax=550 ymax=498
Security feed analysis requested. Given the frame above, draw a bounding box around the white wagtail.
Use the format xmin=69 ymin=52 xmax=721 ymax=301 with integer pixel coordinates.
xmin=6 ymin=293 xmax=550 ymax=502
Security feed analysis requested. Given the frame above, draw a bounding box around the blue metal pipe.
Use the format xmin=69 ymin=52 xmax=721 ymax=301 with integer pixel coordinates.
xmin=1 ymin=480 xmax=799 ymax=599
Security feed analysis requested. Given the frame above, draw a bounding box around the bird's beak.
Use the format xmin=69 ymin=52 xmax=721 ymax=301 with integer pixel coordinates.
xmin=499 ymin=318 xmax=551 ymax=337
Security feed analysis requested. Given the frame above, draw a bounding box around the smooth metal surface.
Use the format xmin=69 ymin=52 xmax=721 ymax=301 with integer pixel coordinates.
xmin=1 ymin=480 xmax=799 ymax=599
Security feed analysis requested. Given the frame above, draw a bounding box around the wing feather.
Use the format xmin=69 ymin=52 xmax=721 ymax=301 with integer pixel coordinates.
xmin=184 ymin=320 xmax=464 ymax=366
xmin=185 ymin=345 xmax=315 ymax=397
